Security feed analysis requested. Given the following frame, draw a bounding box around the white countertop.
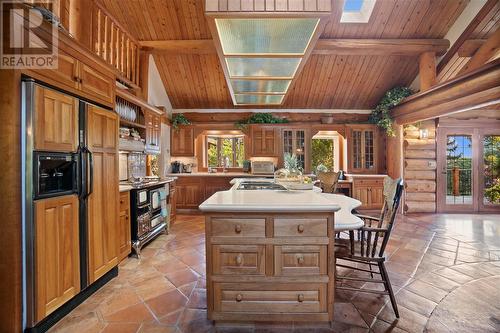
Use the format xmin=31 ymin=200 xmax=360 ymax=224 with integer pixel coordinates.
xmin=199 ymin=190 xmax=340 ymax=212
xmin=319 ymin=193 xmax=364 ymax=231
xmin=165 ymin=172 xmax=274 ymax=177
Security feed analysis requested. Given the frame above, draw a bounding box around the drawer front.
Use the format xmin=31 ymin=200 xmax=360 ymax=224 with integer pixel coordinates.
xmin=213 ymin=245 xmax=265 ymax=275
xmin=353 ymin=178 xmax=384 ymax=186
xmin=119 ymin=191 xmax=130 ymax=212
xmin=274 ymin=218 xmax=327 ymax=237
xmin=275 ymin=245 xmax=327 ymax=276
xmin=211 ymin=218 xmax=265 ymax=237
xmin=214 ymin=283 xmax=327 ymax=314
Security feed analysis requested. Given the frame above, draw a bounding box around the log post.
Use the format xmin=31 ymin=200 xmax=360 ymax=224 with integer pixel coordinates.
xmin=139 ymin=51 xmax=150 ymax=100
xmin=419 ymin=51 xmax=436 ymax=91
xmin=386 ymin=124 xmax=403 ymax=179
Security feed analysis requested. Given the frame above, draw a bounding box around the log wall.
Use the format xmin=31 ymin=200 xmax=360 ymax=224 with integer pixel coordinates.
xmin=403 ymin=121 xmax=437 ymax=213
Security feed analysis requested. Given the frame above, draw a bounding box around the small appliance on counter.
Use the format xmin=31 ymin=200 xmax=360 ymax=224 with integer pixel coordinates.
xmin=243 ymin=160 xmax=251 ymax=173
xmin=338 ymin=170 xmax=346 ymax=180
xmin=251 ymin=160 xmax=275 ymax=175
xmin=171 ymin=161 xmax=182 ymax=173
xmin=183 ymin=163 xmax=193 ymax=173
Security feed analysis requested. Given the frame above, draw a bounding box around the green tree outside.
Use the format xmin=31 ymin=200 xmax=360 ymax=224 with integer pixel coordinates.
xmin=311 ymin=139 xmax=334 ymax=173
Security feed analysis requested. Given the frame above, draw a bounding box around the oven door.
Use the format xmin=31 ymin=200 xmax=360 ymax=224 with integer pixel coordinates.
xmin=136 ymin=189 xmax=148 ymax=207
xmin=137 ymin=213 xmax=151 ymax=239
xmin=150 ymin=189 xmax=161 ymax=210
xmin=150 ymin=214 xmax=164 ymax=229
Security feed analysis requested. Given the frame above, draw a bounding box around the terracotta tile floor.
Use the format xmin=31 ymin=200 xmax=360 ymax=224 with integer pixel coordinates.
xmin=49 ymin=213 xmax=500 ymax=333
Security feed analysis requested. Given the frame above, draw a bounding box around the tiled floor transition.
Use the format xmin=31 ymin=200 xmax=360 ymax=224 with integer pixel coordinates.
xmin=49 ymin=213 xmax=500 ymax=333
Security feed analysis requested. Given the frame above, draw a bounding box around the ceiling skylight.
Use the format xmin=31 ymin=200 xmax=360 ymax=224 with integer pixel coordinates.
xmin=341 ymin=0 xmax=376 ymax=23
xmin=206 ymin=2 xmax=332 ymax=106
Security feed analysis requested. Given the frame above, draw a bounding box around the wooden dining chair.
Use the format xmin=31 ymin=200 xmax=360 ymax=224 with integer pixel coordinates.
xmin=335 ymin=177 xmax=404 ymax=318
xmin=317 ymin=171 xmax=340 ymax=193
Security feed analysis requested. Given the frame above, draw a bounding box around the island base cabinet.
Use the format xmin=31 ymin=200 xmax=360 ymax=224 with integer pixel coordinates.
xmin=213 ymin=283 xmax=327 ymax=314
xmin=205 ymin=213 xmax=335 ymax=324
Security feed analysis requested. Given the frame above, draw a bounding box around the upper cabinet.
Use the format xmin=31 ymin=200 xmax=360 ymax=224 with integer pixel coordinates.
xmin=282 ymin=128 xmax=308 ymax=171
xmin=171 ymin=127 xmax=195 ymax=157
xmin=34 ymin=85 xmax=79 ymax=152
xmin=347 ymin=125 xmax=380 ymax=174
xmin=145 ymin=113 xmax=161 ymax=154
xmin=31 ymin=45 xmax=115 ymax=107
xmin=251 ymin=126 xmax=279 ymax=157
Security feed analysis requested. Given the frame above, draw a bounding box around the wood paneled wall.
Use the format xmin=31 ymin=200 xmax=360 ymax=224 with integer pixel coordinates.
xmin=0 ymin=70 xmax=22 ymax=333
xmin=176 ymin=112 xmax=370 ymax=124
xmin=403 ymin=121 xmax=437 ymax=213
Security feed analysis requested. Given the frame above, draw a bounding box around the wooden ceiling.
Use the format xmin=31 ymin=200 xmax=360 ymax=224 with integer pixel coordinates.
xmin=100 ymin=0 xmax=470 ymax=109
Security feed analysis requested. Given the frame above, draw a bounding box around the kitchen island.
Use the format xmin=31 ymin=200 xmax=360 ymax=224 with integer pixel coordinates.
xmin=199 ymin=190 xmax=340 ymax=325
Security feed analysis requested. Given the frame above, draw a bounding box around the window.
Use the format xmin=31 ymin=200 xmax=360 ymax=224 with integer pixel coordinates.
xmin=341 ymin=0 xmax=376 ymax=23
xmin=207 ymin=136 xmax=245 ymax=168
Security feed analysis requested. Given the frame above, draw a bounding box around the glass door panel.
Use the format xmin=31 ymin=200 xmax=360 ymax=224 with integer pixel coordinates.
xmin=481 ymin=135 xmax=500 ymax=209
xmin=445 ymin=135 xmax=473 ymax=206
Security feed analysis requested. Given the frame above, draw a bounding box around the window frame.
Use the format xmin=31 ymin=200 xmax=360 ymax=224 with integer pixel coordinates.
xmin=205 ymin=135 xmax=245 ymax=169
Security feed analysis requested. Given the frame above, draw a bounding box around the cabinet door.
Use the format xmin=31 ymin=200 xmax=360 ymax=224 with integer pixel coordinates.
xmin=118 ymin=191 xmax=131 ymax=261
xmin=35 ymin=195 xmax=80 ymax=322
xmin=34 ymin=85 xmax=78 ymax=152
xmin=32 ymin=51 xmax=79 ymax=91
xmin=251 ymin=127 xmax=277 ymax=156
xmin=352 ymin=186 xmax=370 ymax=209
xmin=349 ymin=127 xmax=378 ymax=173
xmin=146 ymin=114 xmax=161 ymax=152
xmin=79 ymin=63 xmax=115 ymax=106
xmin=87 ymin=105 xmax=119 ymax=283
xmin=171 ymin=127 xmax=195 ymax=156
xmin=183 ymin=184 xmax=201 ymax=208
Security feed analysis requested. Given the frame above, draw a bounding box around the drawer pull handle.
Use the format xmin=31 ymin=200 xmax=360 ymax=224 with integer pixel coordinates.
xmin=120 ymin=200 xmax=124 ymax=204
xmin=235 ymin=224 xmax=242 ymax=234
xmin=236 ymin=294 xmax=243 ymax=302
xmin=297 ymin=255 xmax=304 ymax=265
xmin=235 ymin=254 xmax=243 ymax=266
xmin=298 ymin=294 xmax=304 ymax=302
xmin=297 ymin=224 xmax=305 ymax=233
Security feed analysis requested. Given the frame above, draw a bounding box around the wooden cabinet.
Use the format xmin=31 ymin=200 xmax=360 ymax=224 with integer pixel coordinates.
xmin=169 ymin=181 xmax=177 ymax=223
xmin=251 ymin=126 xmax=279 ymax=157
xmin=145 ymin=112 xmax=161 ymax=153
xmin=31 ymin=48 xmax=114 ymax=107
xmin=175 ymin=176 xmax=233 ymax=210
xmin=347 ymin=125 xmax=380 ymax=174
xmin=79 ymin=63 xmax=115 ymax=105
xmin=87 ymin=105 xmax=120 ymax=283
xmin=282 ymin=128 xmax=308 ymax=171
xmin=352 ymin=177 xmax=385 ymax=210
xmin=34 ymin=85 xmax=78 ymax=152
xmin=118 ymin=191 xmax=131 ymax=262
xmin=34 ymin=195 xmax=80 ymax=322
xmin=171 ymin=126 xmax=195 ymax=156
xmin=206 ymin=212 xmax=334 ymax=322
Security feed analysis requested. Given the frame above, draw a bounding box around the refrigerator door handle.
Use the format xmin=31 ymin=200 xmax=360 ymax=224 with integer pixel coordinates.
xmin=88 ymin=150 xmax=94 ymax=196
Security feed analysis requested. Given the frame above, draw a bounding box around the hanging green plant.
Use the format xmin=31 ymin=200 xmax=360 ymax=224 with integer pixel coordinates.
xmin=369 ymin=87 xmax=413 ymax=137
xmin=171 ymin=113 xmax=191 ymax=130
xmin=235 ymin=113 xmax=289 ymax=130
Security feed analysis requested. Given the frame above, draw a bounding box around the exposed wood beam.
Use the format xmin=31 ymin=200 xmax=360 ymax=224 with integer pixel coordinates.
xmin=313 ymin=39 xmax=450 ymax=56
xmin=437 ymin=0 xmax=498 ymax=74
xmin=457 ymin=39 xmax=486 ymax=57
xmin=139 ymin=38 xmax=450 ymax=56
xmin=458 ymin=28 xmax=500 ymax=75
xmin=419 ymin=52 xmax=436 ymax=91
xmin=139 ymin=40 xmax=216 ymax=54
xmin=392 ymin=59 xmax=500 ymax=124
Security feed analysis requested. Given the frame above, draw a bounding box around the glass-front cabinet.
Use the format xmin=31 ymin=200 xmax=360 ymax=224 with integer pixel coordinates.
xmin=347 ymin=125 xmax=379 ymax=173
xmin=282 ymin=128 xmax=307 ymax=171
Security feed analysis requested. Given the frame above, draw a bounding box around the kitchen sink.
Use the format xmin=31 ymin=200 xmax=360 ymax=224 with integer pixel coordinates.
xmin=236 ymin=181 xmax=287 ymax=191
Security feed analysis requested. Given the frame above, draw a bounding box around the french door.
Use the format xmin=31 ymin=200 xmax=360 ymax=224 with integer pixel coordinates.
xmin=437 ymin=127 xmax=500 ymax=212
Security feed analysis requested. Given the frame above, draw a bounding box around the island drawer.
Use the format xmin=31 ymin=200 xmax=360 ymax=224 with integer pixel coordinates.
xmin=213 ymin=282 xmax=327 ymax=314
xmin=274 ymin=245 xmax=327 ymax=276
xmin=273 ymin=218 xmax=328 ymax=237
xmin=212 ymin=245 xmax=265 ymax=275
xmin=210 ymin=218 xmax=266 ymax=237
